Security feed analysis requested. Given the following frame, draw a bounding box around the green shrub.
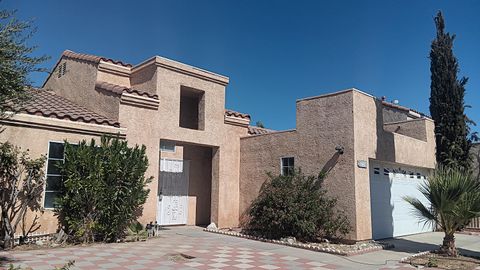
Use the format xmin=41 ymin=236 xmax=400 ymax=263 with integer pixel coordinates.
xmin=127 ymin=221 xmax=147 ymax=241
xmin=55 ymin=136 xmax=152 ymax=243
xmin=244 ymin=170 xmax=350 ymax=241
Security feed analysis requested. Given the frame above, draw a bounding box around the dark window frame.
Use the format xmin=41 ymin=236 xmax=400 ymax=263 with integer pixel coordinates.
xmin=281 ymin=157 xmax=295 ymax=176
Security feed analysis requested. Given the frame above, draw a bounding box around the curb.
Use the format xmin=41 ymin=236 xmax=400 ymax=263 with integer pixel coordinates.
xmin=399 ymin=250 xmax=432 ymax=264
xmin=204 ymin=228 xmax=393 ymax=256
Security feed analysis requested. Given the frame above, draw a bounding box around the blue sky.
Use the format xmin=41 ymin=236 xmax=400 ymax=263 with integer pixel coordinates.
xmin=6 ymin=0 xmax=480 ymax=132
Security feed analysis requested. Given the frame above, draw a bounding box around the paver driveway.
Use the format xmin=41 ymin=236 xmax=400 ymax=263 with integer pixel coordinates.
xmin=1 ymin=227 xmax=479 ymax=270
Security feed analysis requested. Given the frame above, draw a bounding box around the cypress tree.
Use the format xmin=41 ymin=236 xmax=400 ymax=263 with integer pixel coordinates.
xmin=429 ymin=11 xmax=472 ymax=169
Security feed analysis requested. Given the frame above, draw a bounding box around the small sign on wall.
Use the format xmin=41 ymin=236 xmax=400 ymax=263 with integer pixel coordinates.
xmin=357 ymin=160 xmax=367 ymax=168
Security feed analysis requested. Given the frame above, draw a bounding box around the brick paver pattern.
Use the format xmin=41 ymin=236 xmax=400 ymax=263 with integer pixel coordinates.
xmin=1 ymin=234 xmax=340 ymax=270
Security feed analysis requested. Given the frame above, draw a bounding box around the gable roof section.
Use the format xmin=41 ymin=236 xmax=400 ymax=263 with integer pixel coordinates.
xmin=7 ymin=89 xmax=120 ymax=127
xmin=62 ymin=50 xmax=132 ymax=68
xmin=248 ymin=126 xmax=274 ymax=135
xmin=95 ymin=81 xmax=159 ymax=99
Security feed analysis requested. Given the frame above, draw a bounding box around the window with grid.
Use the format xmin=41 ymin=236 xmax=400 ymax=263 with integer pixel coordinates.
xmin=281 ymin=157 xmax=294 ymax=176
xmin=44 ymin=142 xmax=65 ymax=209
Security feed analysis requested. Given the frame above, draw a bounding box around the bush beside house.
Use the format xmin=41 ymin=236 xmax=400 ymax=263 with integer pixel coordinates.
xmin=0 ymin=142 xmax=46 ymax=249
xmin=55 ymin=136 xmax=153 ymax=243
xmin=244 ymin=170 xmax=350 ymax=242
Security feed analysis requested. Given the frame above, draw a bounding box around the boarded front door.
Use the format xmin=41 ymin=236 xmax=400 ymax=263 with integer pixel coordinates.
xmin=157 ymin=159 xmax=189 ymax=225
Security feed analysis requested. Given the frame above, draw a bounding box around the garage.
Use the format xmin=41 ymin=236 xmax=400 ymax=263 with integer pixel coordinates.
xmin=369 ymin=161 xmax=433 ymax=240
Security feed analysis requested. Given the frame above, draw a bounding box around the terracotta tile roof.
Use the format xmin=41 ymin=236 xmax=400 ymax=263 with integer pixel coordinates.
xmin=95 ymin=81 xmax=159 ymax=99
xmin=7 ymin=89 xmax=120 ymax=127
xmin=248 ymin=126 xmax=274 ymax=135
xmin=62 ymin=50 xmax=132 ymax=68
xmin=225 ymin=109 xmax=250 ymax=119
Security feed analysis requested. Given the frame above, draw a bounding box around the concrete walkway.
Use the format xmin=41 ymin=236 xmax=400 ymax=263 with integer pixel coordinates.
xmin=1 ymin=227 xmax=479 ymax=270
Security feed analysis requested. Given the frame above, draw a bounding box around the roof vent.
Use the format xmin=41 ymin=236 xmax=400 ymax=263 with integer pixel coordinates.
xmin=392 ymin=99 xmax=399 ymax=105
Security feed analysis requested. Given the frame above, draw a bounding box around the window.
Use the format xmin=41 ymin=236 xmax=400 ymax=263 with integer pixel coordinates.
xmin=281 ymin=157 xmax=294 ymax=176
xmin=373 ymin=167 xmax=380 ymax=174
xmin=160 ymin=140 xmax=176 ymax=152
xmin=45 ymin=142 xmax=65 ymax=208
xmin=179 ymin=86 xmax=205 ymax=130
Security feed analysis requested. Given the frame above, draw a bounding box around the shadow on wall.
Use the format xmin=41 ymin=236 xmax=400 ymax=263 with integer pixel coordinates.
xmin=375 ymin=100 xmax=396 ymax=163
xmin=321 ymin=152 xmax=341 ymax=175
xmin=370 ymin=101 xmax=396 ymax=240
xmin=369 ymin=164 xmax=394 ymax=240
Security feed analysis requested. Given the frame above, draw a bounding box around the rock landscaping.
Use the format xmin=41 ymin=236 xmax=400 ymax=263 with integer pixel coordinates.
xmin=400 ymin=251 xmax=480 ymax=270
xmin=204 ymin=226 xmax=393 ymax=256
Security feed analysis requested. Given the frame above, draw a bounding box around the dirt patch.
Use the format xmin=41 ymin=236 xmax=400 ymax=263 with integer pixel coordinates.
xmin=407 ymin=253 xmax=480 ymax=270
xmin=165 ymin=253 xmax=196 ymax=263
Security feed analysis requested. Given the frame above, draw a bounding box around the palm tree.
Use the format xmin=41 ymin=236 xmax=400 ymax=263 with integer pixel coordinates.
xmin=404 ymin=166 xmax=480 ymax=256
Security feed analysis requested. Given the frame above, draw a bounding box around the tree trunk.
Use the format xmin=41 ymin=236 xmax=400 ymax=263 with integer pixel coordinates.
xmin=441 ymin=233 xmax=457 ymax=256
xmin=1 ymin=211 xmax=14 ymax=249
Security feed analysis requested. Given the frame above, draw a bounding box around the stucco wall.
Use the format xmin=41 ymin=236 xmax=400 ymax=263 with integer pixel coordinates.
xmin=239 ymin=130 xmax=298 ymax=218
xmin=384 ymin=119 xmax=428 ymax=142
xmin=240 ymin=89 xmax=436 ymax=241
xmin=0 ymin=114 xmax=123 ymax=234
xmin=43 ymin=58 xmax=121 ymax=121
xmin=383 ymin=107 xmax=408 ymax=123
xmin=240 ymin=90 xmax=357 ymax=238
xmin=130 ymin=63 xmax=158 ymax=96
xmin=183 ymin=144 xmax=212 ymax=225
xmin=352 ymin=91 xmax=435 ymax=240
xmin=116 ymin=60 xmax=248 ymax=228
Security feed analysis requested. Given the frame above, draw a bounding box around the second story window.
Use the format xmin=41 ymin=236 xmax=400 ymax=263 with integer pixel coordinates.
xmin=179 ymin=86 xmax=205 ymax=130
xmin=160 ymin=140 xmax=176 ymax=152
xmin=281 ymin=157 xmax=295 ymax=176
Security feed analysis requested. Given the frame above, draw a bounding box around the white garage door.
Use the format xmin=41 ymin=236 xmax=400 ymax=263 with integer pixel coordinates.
xmin=370 ymin=161 xmax=433 ymax=240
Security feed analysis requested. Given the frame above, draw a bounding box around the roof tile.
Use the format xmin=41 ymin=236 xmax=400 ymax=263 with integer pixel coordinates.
xmin=95 ymin=81 xmax=159 ymax=99
xmin=248 ymin=126 xmax=274 ymax=135
xmin=6 ymin=89 xmax=120 ymax=127
xmin=62 ymin=50 xmax=132 ymax=68
xmin=225 ymin=109 xmax=250 ymax=119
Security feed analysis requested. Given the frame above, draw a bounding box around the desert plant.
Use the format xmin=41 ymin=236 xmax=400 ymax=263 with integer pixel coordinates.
xmin=127 ymin=221 xmax=147 ymax=241
xmin=55 ymin=136 xmax=152 ymax=243
xmin=404 ymin=166 xmax=480 ymax=256
xmin=0 ymin=142 xmax=45 ymax=249
xmin=244 ymin=170 xmax=350 ymax=241
xmin=0 ymin=8 xmax=49 ymax=120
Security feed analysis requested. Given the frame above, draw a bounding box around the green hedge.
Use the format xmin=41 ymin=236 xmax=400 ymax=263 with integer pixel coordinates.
xmin=55 ymin=136 xmax=152 ymax=243
xmin=244 ymin=170 xmax=350 ymax=241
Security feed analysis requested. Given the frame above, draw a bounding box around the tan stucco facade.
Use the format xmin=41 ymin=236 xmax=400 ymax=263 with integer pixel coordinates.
xmin=239 ymin=89 xmax=435 ymax=241
xmin=1 ymin=51 xmax=435 ymax=241
xmin=2 ymin=51 xmax=250 ymax=235
xmin=0 ymin=113 xmax=126 ymax=234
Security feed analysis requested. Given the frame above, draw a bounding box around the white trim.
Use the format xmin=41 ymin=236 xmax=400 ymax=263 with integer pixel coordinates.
xmin=132 ymin=56 xmax=229 ymax=86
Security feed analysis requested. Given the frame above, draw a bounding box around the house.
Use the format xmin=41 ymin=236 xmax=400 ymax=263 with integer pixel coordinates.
xmin=0 ymin=50 xmax=436 ymax=241
xmin=240 ymin=90 xmax=436 ymax=240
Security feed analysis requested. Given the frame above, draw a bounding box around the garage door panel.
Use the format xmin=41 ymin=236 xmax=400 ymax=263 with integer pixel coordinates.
xmin=370 ymin=162 xmax=433 ymax=240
